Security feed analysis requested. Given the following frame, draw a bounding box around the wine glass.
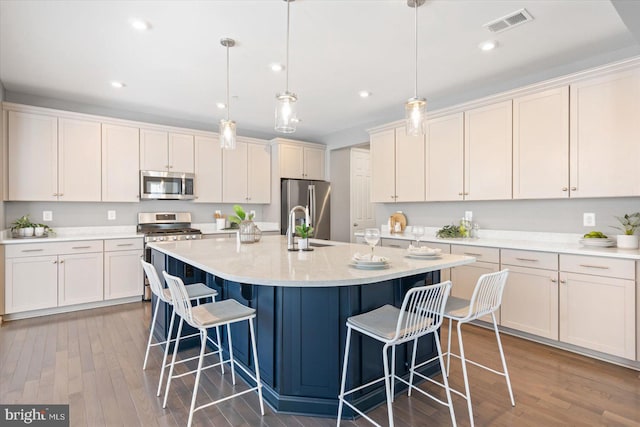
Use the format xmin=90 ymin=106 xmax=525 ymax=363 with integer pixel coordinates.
xmin=364 ymin=228 xmax=381 ymax=258
xmin=412 ymin=225 xmax=425 ymax=247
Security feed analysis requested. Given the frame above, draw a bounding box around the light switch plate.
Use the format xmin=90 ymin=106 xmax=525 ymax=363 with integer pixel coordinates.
xmin=107 ymin=210 xmax=116 ymax=220
xmin=250 ymin=210 xmax=256 ymax=219
xmin=583 ymin=213 xmax=596 ymax=227
xmin=43 ymin=211 xmax=53 ymax=222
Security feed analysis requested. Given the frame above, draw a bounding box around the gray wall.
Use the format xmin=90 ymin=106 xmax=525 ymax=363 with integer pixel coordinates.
xmin=375 ymin=198 xmax=640 ymax=235
xmin=5 ymin=201 xmax=265 ymax=228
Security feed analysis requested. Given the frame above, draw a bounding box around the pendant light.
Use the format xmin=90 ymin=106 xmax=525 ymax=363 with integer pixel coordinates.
xmin=405 ymin=0 xmax=427 ymax=136
xmin=220 ymin=38 xmax=237 ymax=149
xmin=275 ymin=0 xmax=297 ymax=133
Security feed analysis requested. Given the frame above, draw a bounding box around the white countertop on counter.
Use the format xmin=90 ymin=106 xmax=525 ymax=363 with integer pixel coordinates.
xmin=355 ymin=227 xmax=640 ymax=260
xmin=148 ymin=235 xmax=475 ymax=287
xmin=194 ymin=221 xmax=280 ymax=235
xmin=0 ymin=226 xmax=141 ymax=244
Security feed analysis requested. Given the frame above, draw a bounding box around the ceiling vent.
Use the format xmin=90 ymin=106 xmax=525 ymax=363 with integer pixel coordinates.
xmin=483 ymin=8 xmax=534 ymax=33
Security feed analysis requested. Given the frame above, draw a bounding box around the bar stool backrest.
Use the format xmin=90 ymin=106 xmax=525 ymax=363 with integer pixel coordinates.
xmin=465 ymin=269 xmax=509 ymax=320
xmin=395 ymin=281 xmax=452 ymax=344
xmin=141 ymin=259 xmax=171 ymax=303
xmin=162 ymin=271 xmax=195 ymax=326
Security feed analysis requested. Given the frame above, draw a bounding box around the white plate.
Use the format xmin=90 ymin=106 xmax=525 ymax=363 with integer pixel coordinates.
xmin=349 ymin=262 xmax=391 ymax=270
xmin=351 ymin=254 xmax=389 ymax=265
xmin=579 ymin=239 xmax=615 ymax=247
xmin=405 ymin=254 xmax=443 ymax=260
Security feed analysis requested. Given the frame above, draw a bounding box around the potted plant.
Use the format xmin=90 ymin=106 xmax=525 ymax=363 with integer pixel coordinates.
xmin=612 ymin=212 xmax=640 ymax=249
xmin=34 ymin=223 xmax=54 ymax=237
xmin=229 ymin=205 xmax=261 ymax=243
xmin=295 ymin=223 xmax=314 ymax=250
xmin=11 ymin=215 xmax=36 ymax=237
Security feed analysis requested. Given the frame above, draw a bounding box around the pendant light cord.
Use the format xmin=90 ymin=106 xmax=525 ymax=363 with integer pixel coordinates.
xmin=226 ymin=44 xmax=230 ymax=121
xmin=285 ymin=0 xmax=291 ymax=93
xmin=414 ymin=1 xmax=418 ymax=98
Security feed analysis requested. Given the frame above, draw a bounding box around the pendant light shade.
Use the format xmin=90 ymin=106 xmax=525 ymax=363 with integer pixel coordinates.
xmin=220 ymin=38 xmax=236 ymax=149
xmin=405 ymin=0 xmax=427 ymax=136
xmin=275 ymin=0 xmax=298 ymax=133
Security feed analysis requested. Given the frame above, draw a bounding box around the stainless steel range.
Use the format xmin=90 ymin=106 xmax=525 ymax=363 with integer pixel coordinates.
xmin=138 ymin=212 xmax=202 ymax=300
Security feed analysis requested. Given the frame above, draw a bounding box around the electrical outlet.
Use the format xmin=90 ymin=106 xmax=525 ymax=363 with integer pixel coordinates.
xmin=464 ymin=211 xmax=473 ymax=221
xmin=107 ymin=210 xmax=116 ymax=220
xmin=43 ymin=211 xmax=53 ymax=222
xmin=583 ymin=213 xmax=596 ymax=227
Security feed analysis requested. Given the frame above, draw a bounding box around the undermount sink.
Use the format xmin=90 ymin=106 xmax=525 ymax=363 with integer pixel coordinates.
xmin=309 ymin=242 xmax=333 ymax=247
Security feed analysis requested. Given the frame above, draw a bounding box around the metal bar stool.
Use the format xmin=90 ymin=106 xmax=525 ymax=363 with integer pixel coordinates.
xmin=337 ymin=281 xmax=456 ymax=427
xmin=443 ymin=269 xmax=515 ymax=427
xmin=140 ymin=260 xmax=223 ymax=397
xmin=162 ymin=271 xmax=264 ymax=427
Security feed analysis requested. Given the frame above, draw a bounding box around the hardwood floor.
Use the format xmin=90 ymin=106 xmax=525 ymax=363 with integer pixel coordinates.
xmin=1 ymin=302 xmax=639 ymax=426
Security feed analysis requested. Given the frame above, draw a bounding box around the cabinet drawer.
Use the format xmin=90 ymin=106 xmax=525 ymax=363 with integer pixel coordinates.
xmin=6 ymin=242 xmax=60 ymax=258
xmin=451 ymin=244 xmax=499 ymax=263
xmin=501 ymin=249 xmax=558 ymax=270
xmin=560 ymin=254 xmax=634 ymax=280
xmin=380 ymin=238 xmax=410 ymax=249
xmin=104 ymin=238 xmax=143 ymax=252
xmin=423 ymin=241 xmax=450 ymax=253
xmin=57 ymin=240 xmax=103 ymax=254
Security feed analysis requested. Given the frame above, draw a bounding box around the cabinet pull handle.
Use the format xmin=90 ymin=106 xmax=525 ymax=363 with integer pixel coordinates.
xmin=464 ymin=192 xmax=469 ymax=196
xmin=53 ymin=193 xmax=58 ymax=197
xmin=515 ymin=257 xmax=539 ymax=262
xmin=458 ymin=192 xmax=463 ymax=196
xmin=560 ymin=279 xmax=566 ymax=284
xmin=59 ymin=259 xmax=64 ymax=264
xmin=570 ymin=187 xmax=577 ymax=191
xmin=388 ymin=244 xmax=401 ymax=248
xmin=21 ymin=249 xmax=44 ymax=252
xmin=53 ymin=260 xmax=57 ymax=264
xmin=116 ymin=243 xmax=134 ymax=247
xmin=550 ymin=278 xmax=557 ymax=283
xmin=561 ymin=187 xmax=568 ymax=191
xmin=578 ymin=264 xmax=609 ymax=270
xmin=463 ymin=252 xmax=482 ymax=257
xmin=72 ymin=246 xmax=91 ymax=249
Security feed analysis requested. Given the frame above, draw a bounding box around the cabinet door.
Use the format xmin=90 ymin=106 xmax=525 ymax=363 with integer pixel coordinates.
xmin=450 ymin=261 xmax=500 ymax=323
xmin=222 ymin=141 xmax=248 ymax=203
xmin=501 ymin=266 xmax=558 ymax=339
xmin=559 ymin=272 xmax=635 ymax=359
xmin=247 ymin=143 xmax=271 ymax=204
xmin=513 ymin=87 xmax=569 ymax=199
xmin=58 ymin=252 xmax=104 ymax=306
xmin=569 ymin=69 xmax=640 ymax=197
xmin=303 ymin=147 xmax=325 ymax=180
xmin=426 ymin=112 xmax=464 ymax=201
xmin=104 ymin=250 xmax=143 ymax=300
xmin=7 ymin=111 xmax=58 ymax=201
xmin=194 ymin=135 xmax=222 ymax=203
xmin=140 ymin=129 xmax=168 ymax=170
xmin=464 ymin=100 xmax=513 ymax=200
xmin=395 ymin=126 xmax=425 ymax=202
xmin=58 ymin=118 xmax=102 ymax=201
xmin=102 ymin=124 xmax=140 ymax=202
xmin=169 ymin=132 xmax=194 ymax=173
xmin=370 ymin=129 xmax=396 ymax=202
xmin=279 ymin=144 xmax=304 ymax=179
xmin=5 ymin=256 xmax=58 ymax=314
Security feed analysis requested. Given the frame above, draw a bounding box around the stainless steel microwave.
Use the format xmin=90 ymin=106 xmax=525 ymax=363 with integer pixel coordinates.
xmin=140 ymin=170 xmax=195 ymax=200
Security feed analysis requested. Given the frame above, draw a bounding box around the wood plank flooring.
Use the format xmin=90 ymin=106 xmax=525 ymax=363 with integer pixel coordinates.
xmin=1 ymin=302 xmax=639 ymax=426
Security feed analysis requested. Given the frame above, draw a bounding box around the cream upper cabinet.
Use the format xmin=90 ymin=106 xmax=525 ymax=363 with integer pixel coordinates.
xmin=140 ymin=129 xmax=194 ymax=173
xmin=464 ymin=100 xmax=513 ymax=200
xmin=513 ymin=87 xmax=569 ymax=199
xmin=569 ymin=69 xmax=640 ymax=198
xmin=370 ymin=129 xmax=396 ymax=202
xmin=425 ymin=112 xmax=464 ymax=201
xmin=7 ymin=110 xmax=58 ymax=201
xmin=194 ymin=135 xmax=222 ymax=203
xmin=102 ymin=124 xmax=140 ymax=202
xmin=278 ymin=142 xmax=325 ymax=180
xmin=222 ymin=141 xmax=270 ymax=204
xmin=370 ymin=127 xmax=425 ymax=203
xmin=58 ymin=118 xmax=102 ymax=202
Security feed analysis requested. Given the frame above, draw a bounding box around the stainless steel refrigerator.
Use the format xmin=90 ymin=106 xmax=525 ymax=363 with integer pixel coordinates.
xmin=281 ymin=179 xmax=331 ymax=240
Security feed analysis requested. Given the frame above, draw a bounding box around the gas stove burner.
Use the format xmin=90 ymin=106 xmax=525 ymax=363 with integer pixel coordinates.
xmin=138 ymin=212 xmax=202 ymax=243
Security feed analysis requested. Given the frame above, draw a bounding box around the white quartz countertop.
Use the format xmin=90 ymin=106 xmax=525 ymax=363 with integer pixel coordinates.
xmin=194 ymin=221 xmax=280 ymax=235
xmin=148 ymin=235 xmax=475 ymax=287
xmin=355 ymin=228 xmax=640 ymax=260
xmin=0 ymin=226 xmax=142 ymax=244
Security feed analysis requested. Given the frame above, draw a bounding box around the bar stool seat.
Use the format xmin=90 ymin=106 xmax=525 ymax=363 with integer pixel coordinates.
xmin=162 ymin=271 xmax=264 ymax=427
xmin=337 ymin=281 xmax=456 ymax=427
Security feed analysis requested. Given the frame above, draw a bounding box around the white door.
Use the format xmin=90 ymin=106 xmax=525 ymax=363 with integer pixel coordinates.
xmin=425 ymin=112 xmax=464 ymax=201
xmin=5 ymin=256 xmax=58 ymax=314
xmin=370 ymin=129 xmax=396 ymax=202
xmin=303 ymin=147 xmax=325 ymax=180
xmin=169 ymin=132 xmax=195 ymax=173
xmin=102 ymin=124 xmax=140 ymax=202
xmin=350 ymin=148 xmax=375 ymax=242
xmin=194 ymin=135 xmax=222 ymax=203
xmin=104 ymin=250 xmax=143 ymax=300
xmin=222 ymin=141 xmax=248 ymax=203
xmin=247 ymin=143 xmax=271 ymax=204
xmin=58 ymin=252 xmax=104 ymax=306
xmin=140 ymin=129 xmax=168 ymax=171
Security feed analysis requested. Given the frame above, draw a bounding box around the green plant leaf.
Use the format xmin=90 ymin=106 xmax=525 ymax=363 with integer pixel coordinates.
xmin=233 ymin=205 xmax=246 ymax=220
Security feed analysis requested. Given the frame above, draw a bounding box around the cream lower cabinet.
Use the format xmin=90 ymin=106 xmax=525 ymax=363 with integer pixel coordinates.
xmin=58 ymin=252 xmax=103 ymax=307
xmin=104 ymin=239 xmax=143 ymax=300
xmin=559 ymin=254 xmax=635 ymax=359
xmin=500 ymin=249 xmax=559 ymax=340
xmin=5 ymin=255 xmax=59 ymax=313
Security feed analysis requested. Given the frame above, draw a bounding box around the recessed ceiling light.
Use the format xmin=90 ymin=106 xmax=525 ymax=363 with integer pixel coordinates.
xmin=111 ymin=81 xmax=126 ymax=88
xmin=270 ymin=63 xmax=284 ymax=72
xmin=216 ymin=102 xmax=226 ymax=109
xmin=131 ymin=19 xmax=150 ymax=31
xmin=359 ymin=90 xmax=372 ymax=98
xmin=479 ymin=40 xmax=498 ymax=51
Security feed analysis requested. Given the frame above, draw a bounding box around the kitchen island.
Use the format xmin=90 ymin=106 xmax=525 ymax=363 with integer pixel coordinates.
xmin=148 ymin=236 xmax=475 ymax=418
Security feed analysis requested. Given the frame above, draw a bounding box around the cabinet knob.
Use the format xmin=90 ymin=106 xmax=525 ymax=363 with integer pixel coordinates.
xmin=570 ymin=187 xmax=577 ymax=191
xmin=561 ymin=187 xmax=568 ymax=191
xmin=458 ymin=192 xmax=463 ymax=196
xmin=59 ymin=259 xmax=64 ymax=264
xmin=560 ymin=279 xmax=566 ymax=284
xmin=59 ymin=193 xmax=63 ymax=197
xmin=53 ymin=260 xmax=57 ymax=264
xmin=353 ymin=223 xmax=358 ymax=227
xmin=550 ymin=278 xmax=557 ymax=283
xmin=464 ymin=192 xmax=469 ymax=196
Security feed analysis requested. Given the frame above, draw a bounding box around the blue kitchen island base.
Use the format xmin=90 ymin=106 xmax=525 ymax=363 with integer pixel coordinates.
xmin=153 ymin=251 xmax=443 ymax=419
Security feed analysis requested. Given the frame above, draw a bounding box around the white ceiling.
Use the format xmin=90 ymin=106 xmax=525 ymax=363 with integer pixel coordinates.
xmin=1 ymin=0 xmax=639 ymax=146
